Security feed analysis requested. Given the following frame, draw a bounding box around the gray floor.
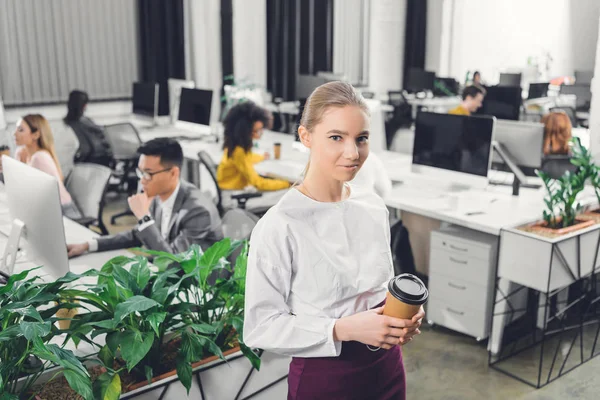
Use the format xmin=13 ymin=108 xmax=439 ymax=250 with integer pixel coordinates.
xmin=403 ymin=323 xmax=600 ymax=400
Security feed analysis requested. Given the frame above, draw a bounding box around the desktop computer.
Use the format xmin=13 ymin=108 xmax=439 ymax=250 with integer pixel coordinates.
xmin=405 ymin=68 xmax=435 ymax=94
xmin=527 ymin=83 xmax=549 ymax=100
xmin=174 ymin=88 xmax=213 ymax=137
xmin=478 ymin=85 xmax=522 ymax=121
xmin=498 ymin=73 xmax=522 ymax=87
xmin=168 ymin=78 xmax=195 ymax=124
xmin=559 ymin=84 xmax=592 ymax=111
xmin=132 ymin=82 xmax=159 ymax=127
xmin=412 ymin=112 xmax=496 ymax=190
xmin=433 ymin=77 xmax=459 ymax=96
xmin=1 ymin=156 xmax=69 ymax=280
xmin=491 ymin=120 xmax=544 ymax=170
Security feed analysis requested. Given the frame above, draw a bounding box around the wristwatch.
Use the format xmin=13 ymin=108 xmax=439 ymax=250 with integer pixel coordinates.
xmin=138 ymin=214 xmax=152 ymax=225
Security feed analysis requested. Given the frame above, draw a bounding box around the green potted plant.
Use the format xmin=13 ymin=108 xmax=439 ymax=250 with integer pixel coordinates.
xmin=0 ymin=268 xmax=93 ymax=400
xmin=60 ymin=239 xmax=285 ymax=399
xmin=221 ymin=75 xmax=265 ymax=121
xmin=497 ymin=138 xmax=599 ymax=294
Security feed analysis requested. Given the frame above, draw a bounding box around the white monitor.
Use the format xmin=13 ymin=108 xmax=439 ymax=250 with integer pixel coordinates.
xmin=411 ymin=112 xmax=496 ymax=190
xmin=492 ymin=120 xmax=544 ymax=169
xmin=1 ymin=156 xmax=69 ymax=279
xmin=168 ymin=78 xmax=195 ymax=123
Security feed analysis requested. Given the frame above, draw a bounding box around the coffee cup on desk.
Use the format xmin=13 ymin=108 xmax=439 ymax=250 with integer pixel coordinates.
xmin=273 ymin=142 xmax=281 ymax=160
xmin=383 ymin=273 xmax=428 ymax=320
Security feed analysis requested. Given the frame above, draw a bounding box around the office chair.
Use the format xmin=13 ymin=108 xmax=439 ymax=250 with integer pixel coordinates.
xmin=540 ymin=155 xmax=578 ymax=179
xmin=549 ymin=107 xmax=578 ymax=127
xmin=103 ymin=123 xmax=142 ymax=224
xmin=51 ymin=122 xmax=80 ymax=180
xmin=65 ymin=163 xmax=112 ymax=235
xmin=196 ymin=150 xmax=263 ymax=217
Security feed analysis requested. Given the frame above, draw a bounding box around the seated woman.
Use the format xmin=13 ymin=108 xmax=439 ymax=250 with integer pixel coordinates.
xmin=541 ymin=111 xmax=572 ymax=155
xmin=217 ymin=102 xmax=291 ymax=211
xmin=64 ymin=90 xmax=113 ymax=167
xmin=14 ymin=114 xmax=82 ymax=219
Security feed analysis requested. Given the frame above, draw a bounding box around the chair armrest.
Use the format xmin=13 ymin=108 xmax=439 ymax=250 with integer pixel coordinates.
xmin=230 ymin=192 xmax=263 ymax=201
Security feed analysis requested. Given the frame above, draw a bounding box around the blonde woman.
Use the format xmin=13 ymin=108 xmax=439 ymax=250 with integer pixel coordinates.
xmin=244 ymin=82 xmax=424 ymax=399
xmin=14 ymin=114 xmax=81 ymax=219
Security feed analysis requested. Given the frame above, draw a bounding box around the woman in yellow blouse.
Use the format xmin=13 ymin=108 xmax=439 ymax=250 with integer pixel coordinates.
xmin=217 ymin=102 xmax=291 ymax=210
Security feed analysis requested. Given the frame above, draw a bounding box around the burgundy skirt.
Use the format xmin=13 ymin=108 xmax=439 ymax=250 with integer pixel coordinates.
xmin=288 ymin=338 xmax=406 ymax=399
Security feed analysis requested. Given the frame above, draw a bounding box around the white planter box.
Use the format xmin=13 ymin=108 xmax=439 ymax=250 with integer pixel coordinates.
xmin=498 ymin=223 xmax=600 ymax=294
xmin=121 ymin=349 xmax=290 ymax=400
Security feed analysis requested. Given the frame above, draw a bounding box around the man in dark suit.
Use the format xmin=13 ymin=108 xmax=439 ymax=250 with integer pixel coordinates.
xmin=67 ymin=138 xmax=223 ymax=257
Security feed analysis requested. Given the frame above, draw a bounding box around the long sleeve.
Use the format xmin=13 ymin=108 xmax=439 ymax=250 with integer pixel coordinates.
xmin=243 ymin=235 xmax=342 ymax=358
xmin=250 ymin=152 xmax=264 ymax=164
xmin=232 ymin=148 xmax=290 ymax=191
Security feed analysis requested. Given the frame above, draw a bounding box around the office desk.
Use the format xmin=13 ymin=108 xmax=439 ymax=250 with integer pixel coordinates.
xmin=405 ymin=96 xmax=462 ymax=119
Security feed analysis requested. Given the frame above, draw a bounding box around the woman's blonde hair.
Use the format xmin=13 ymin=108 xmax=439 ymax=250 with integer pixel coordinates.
xmin=21 ymin=114 xmax=64 ymax=180
xmin=298 ymin=81 xmax=369 ymax=177
xmin=541 ymin=111 xmax=572 ymax=155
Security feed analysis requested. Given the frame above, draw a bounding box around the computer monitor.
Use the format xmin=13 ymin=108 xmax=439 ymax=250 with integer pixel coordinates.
xmin=168 ymin=78 xmax=195 ymax=123
xmin=1 ymin=156 xmax=69 ymax=279
xmin=132 ymin=82 xmax=159 ymax=119
xmin=405 ymin=68 xmax=435 ymax=93
xmin=479 ymin=85 xmax=522 ymax=121
xmin=296 ymin=75 xmax=329 ymax=100
xmin=499 ymin=73 xmax=522 ymax=87
xmin=433 ymin=77 xmax=459 ymax=96
xmin=412 ymin=112 xmax=496 ymax=189
xmin=175 ymin=88 xmax=213 ymax=135
xmin=491 ymin=120 xmax=544 ymax=169
xmin=527 ymin=83 xmax=549 ymax=99
xmin=559 ymin=84 xmax=592 ymax=111
xmin=575 ymin=70 xmax=593 ymax=85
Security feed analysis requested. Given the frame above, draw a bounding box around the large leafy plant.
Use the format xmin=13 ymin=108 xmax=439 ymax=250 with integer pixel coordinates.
xmin=537 ymin=137 xmax=592 ymax=228
xmin=569 ymin=136 xmax=600 ymax=208
xmin=65 ymin=238 xmax=258 ymax=398
xmin=0 ymin=268 xmax=93 ymax=400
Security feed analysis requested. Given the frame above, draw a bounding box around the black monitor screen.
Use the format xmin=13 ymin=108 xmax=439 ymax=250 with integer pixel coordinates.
xmin=178 ymin=88 xmax=213 ymax=126
xmin=434 ymin=77 xmax=459 ymax=96
xmin=413 ymin=112 xmax=495 ymax=177
xmin=132 ymin=82 xmax=157 ymax=117
xmin=406 ymin=68 xmax=435 ymax=93
xmin=479 ymin=86 xmax=521 ymax=121
xmin=528 ymin=83 xmax=549 ymax=99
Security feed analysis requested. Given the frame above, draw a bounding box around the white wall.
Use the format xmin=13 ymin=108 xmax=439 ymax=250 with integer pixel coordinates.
xmin=448 ymin=0 xmax=579 ymax=84
xmin=570 ymin=0 xmax=600 ymax=73
xmin=368 ymin=0 xmax=407 ymax=95
xmin=589 ymin=16 xmax=600 ymax=160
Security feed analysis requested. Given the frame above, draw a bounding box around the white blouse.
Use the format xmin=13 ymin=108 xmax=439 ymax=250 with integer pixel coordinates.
xmin=243 ymin=184 xmax=393 ymax=358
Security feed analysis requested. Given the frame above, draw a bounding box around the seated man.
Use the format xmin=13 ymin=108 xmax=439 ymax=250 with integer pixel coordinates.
xmin=449 ymin=85 xmax=485 ymax=116
xmin=67 ymin=138 xmax=223 ymax=257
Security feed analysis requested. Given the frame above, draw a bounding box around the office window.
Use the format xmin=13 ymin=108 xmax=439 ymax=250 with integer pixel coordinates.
xmin=299 ymin=0 xmax=333 ymax=75
xmin=0 ymin=0 xmax=139 ymax=106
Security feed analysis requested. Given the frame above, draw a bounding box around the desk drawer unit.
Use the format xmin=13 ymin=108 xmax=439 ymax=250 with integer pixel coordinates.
xmin=428 ymin=227 xmax=498 ymax=339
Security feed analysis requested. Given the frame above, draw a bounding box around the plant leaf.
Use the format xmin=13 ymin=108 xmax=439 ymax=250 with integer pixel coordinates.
xmin=63 ymin=369 xmax=94 ymax=400
xmin=98 ymin=345 xmax=114 ymax=368
xmin=188 ymin=323 xmax=217 ymax=335
xmin=145 ymin=365 xmax=153 ymax=384
xmin=130 ymin=258 xmax=151 ymax=293
xmin=93 ymin=372 xmax=121 ymax=400
xmin=20 ymin=321 xmax=51 ymax=341
xmin=120 ymin=331 xmax=154 ymax=371
xmin=240 ymin=342 xmax=261 ymax=371
xmin=113 ymin=295 xmax=160 ymax=322
xmin=176 ymin=356 xmax=193 ymax=394
xmin=180 ymin=330 xmax=204 ymax=363
xmin=147 ymin=312 xmax=167 ymax=336
xmin=5 ymin=305 xmax=44 ymax=322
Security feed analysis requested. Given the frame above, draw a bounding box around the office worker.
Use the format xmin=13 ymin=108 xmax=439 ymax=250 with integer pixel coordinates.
xmin=449 ymin=85 xmax=485 ymax=116
xmin=244 ymin=81 xmax=424 ymax=400
xmin=217 ymin=101 xmax=291 ymax=209
xmin=541 ymin=111 xmax=572 ymax=155
xmin=64 ymin=90 xmax=113 ymax=167
xmin=67 ymin=138 xmax=223 ymax=257
xmin=13 ymin=114 xmax=82 ymax=219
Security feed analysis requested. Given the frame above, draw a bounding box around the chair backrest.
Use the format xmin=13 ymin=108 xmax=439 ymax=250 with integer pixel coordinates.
xmin=540 ymin=155 xmax=578 ymax=179
xmin=65 ymin=163 xmax=112 ymax=219
xmin=103 ymin=123 xmax=142 ymax=160
xmin=50 ymin=121 xmax=80 ymax=180
xmin=549 ymin=106 xmax=577 ymax=127
xmin=222 ymin=208 xmax=259 ymax=241
xmin=197 ymin=150 xmax=223 ymax=216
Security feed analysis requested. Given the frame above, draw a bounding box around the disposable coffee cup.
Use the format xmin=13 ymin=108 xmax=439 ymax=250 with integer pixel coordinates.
xmin=383 ymin=273 xmax=428 ymax=320
xmin=273 ymin=142 xmax=281 ymax=160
